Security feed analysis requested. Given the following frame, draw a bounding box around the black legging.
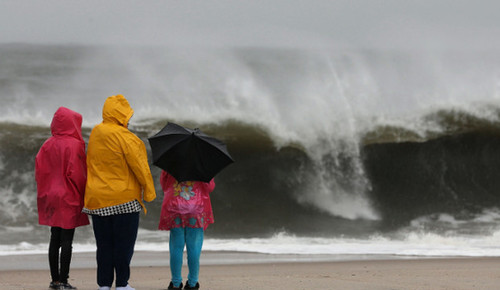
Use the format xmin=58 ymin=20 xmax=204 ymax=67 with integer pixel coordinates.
xmin=49 ymin=227 xmax=75 ymax=283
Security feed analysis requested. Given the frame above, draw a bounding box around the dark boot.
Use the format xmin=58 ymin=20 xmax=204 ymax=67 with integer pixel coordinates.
xmin=168 ymin=281 xmax=183 ymax=289
xmin=184 ymin=281 xmax=200 ymax=289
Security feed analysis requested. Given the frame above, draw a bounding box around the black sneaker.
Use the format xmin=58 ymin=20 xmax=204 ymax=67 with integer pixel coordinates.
xmin=184 ymin=281 xmax=200 ymax=289
xmin=168 ymin=281 xmax=183 ymax=289
xmin=49 ymin=282 xmax=60 ymax=289
xmin=60 ymin=282 xmax=77 ymax=289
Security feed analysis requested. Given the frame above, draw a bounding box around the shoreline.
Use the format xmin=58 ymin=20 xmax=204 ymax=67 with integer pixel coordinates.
xmin=0 ymin=250 xmax=463 ymax=270
xmin=0 ymin=252 xmax=499 ymax=289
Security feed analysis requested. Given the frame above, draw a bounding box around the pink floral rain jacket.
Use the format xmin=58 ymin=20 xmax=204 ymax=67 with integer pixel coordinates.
xmin=158 ymin=171 xmax=215 ymax=231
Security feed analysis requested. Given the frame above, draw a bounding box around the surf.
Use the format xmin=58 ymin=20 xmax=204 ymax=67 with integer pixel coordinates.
xmin=2 ymin=44 xmax=500 ymax=257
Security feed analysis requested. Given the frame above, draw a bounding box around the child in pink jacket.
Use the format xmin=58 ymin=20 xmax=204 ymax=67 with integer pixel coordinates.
xmin=158 ymin=171 xmax=215 ymax=290
xmin=35 ymin=107 xmax=89 ymax=290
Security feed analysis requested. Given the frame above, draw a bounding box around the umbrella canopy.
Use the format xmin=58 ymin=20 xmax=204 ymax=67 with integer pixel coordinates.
xmin=148 ymin=122 xmax=234 ymax=182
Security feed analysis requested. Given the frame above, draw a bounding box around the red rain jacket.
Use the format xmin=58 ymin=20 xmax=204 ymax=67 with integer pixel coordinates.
xmin=35 ymin=107 xmax=89 ymax=229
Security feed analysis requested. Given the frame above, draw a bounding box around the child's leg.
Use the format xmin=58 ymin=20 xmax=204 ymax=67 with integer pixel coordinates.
xmin=49 ymin=227 xmax=62 ymax=282
xmin=59 ymin=228 xmax=75 ymax=283
xmin=169 ymin=227 xmax=186 ymax=287
xmin=185 ymin=227 xmax=204 ymax=287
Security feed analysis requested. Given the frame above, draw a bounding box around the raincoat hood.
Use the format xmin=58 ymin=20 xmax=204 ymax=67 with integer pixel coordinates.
xmin=51 ymin=107 xmax=84 ymax=143
xmin=102 ymin=94 xmax=134 ymax=127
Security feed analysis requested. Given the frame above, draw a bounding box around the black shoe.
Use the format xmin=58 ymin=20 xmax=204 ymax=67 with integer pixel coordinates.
xmin=184 ymin=281 xmax=200 ymax=289
xmin=49 ymin=282 xmax=60 ymax=289
xmin=60 ymin=282 xmax=77 ymax=289
xmin=168 ymin=281 xmax=183 ymax=289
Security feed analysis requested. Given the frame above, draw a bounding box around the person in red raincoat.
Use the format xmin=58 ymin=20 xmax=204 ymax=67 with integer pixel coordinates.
xmin=35 ymin=107 xmax=89 ymax=290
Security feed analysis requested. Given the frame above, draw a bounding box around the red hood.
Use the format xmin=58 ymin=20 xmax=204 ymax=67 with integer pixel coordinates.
xmin=50 ymin=107 xmax=84 ymax=142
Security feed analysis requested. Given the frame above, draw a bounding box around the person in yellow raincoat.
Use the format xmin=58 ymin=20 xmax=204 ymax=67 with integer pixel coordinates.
xmin=83 ymin=95 xmax=156 ymax=290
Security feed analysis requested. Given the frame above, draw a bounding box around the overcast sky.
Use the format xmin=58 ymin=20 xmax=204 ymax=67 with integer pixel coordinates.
xmin=1 ymin=0 xmax=500 ymax=50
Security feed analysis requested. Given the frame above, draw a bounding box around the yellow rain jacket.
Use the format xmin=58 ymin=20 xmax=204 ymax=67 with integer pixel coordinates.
xmin=84 ymin=95 xmax=156 ymax=212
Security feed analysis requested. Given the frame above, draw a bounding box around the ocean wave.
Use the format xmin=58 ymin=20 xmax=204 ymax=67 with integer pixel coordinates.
xmin=3 ymin=110 xmax=500 ymax=237
xmin=3 ymin=44 xmax=500 ymax=252
xmin=3 ymin=227 xmax=500 ymax=257
xmin=361 ymin=106 xmax=500 ymax=145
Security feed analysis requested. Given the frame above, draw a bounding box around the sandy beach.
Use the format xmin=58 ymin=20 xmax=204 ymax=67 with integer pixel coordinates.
xmin=0 ymin=252 xmax=499 ymax=290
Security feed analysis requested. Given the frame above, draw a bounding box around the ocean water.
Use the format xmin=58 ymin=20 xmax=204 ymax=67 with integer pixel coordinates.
xmin=1 ymin=44 xmax=500 ymax=258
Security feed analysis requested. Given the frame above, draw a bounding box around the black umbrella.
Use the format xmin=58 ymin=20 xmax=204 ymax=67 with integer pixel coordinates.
xmin=148 ymin=122 xmax=234 ymax=182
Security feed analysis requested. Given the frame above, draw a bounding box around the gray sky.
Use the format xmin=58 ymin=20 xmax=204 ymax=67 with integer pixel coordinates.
xmin=1 ymin=0 xmax=500 ymax=50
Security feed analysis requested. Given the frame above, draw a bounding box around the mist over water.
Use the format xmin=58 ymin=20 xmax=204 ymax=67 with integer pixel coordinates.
xmin=2 ymin=44 xmax=500 ymax=256
xmin=3 ymin=46 xmax=500 ymax=133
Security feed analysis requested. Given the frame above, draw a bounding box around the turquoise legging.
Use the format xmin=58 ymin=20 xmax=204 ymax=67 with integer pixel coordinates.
xmin=169 ymin=227 xmax=204 ymax=288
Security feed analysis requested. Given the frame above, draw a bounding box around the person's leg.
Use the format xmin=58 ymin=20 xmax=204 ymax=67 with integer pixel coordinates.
xmin=185 ymin=227 xmax=204 ymax=288
xmin=169 ymin=227 xmax=186 ymax=287
xmin=92 ymin=215 xmax=114 ymax=287
xmin=59 ymin=228 xmax=75 ymax=284
xmin=49 ymin=227 xmax=62 ymax=283
xmin=113 ymin=212 xmax=139 ymax=288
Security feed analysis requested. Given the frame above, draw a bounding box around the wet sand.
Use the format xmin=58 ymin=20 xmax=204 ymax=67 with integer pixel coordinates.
xmin=0 ymin=252 xmax=499 ymax=289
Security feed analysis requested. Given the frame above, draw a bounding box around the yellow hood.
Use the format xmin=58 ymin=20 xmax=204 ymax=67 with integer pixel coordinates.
xmin=102 ymin=94 xmax=134 ymax=127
